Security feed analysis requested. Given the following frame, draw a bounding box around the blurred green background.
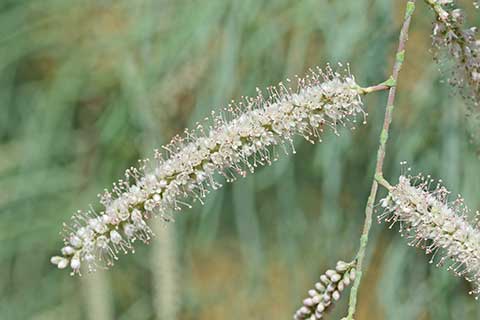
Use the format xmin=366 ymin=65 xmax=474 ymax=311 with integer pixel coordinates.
xmin=1 ymin=0 xmax=480 ymax=319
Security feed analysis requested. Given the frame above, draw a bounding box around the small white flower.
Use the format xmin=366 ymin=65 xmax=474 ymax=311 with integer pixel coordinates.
xmin=69 ymin=235 xmax=82 ymax=248
xmin=109 ymin=230 xmax=122 ymax=244
xmin=61 ymin=246 xmax=75 ymax=256
xmin=50 ymin=256 xmax=68 ymax=269
xmin=70 ymin=256 xmax=81 ymax=272
xmin=123 ymin=224 xmax=136 ymax=239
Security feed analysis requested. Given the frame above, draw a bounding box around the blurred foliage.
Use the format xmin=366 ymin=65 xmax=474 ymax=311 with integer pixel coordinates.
xmin=1 ymin=0 xmax=480 ymax=319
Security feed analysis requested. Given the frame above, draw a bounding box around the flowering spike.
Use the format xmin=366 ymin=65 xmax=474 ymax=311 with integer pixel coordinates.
xmin=379 ymin=169 xmax=480 ymax=297
xmin=51 ymin=65 xmax=366 ymax=275
xmin=428 ymin=0 xmax=480 ymax=144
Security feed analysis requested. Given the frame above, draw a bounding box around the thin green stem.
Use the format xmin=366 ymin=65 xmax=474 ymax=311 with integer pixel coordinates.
xmin=356 ymin=77 xmax=397 ymax=96
xmin=344 ymin=1 xmax=416 ymax=319
xmin=358 ymin=83 xmax=393 ymax=96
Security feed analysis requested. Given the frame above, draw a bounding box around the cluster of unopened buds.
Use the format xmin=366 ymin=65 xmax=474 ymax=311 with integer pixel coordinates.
xmin=293 ymin=260 xmax=356 ymax=320
xmin=378 ymin=167 xmax=480 ymax=297
xmin=51 ymin=65 xmax=366 ymax=275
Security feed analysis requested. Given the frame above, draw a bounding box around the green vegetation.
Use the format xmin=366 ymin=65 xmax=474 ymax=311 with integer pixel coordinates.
xmin=1 ymin=1 xmax=479 ymax=319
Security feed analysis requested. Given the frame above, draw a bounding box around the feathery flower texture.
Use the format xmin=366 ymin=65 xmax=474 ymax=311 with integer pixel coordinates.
xmin=51 ymin=65 xmax=365 ymax=275
xmin=379 ymin=168 xmax=480 ymax=297
xmin=428 ymin=0 xmax=480 ymax=145
xmin=293 ymin=260 xmax=356 ymax=320
xmin=429 ymin=0 xmax=480 ymax=104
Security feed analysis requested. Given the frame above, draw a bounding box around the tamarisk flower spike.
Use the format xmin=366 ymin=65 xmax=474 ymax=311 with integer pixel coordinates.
xmin=427 ymin=0 xmax=480 ymax=148
xmin=428 ymin=0 xmax=480 ymax=105
xmin=293 ymin=260 xmax=357 ymax=320
xmin=379 ymin=166 xmax=480 ymax=298
xmin=50 ymin=64 xmax=368 ymax=276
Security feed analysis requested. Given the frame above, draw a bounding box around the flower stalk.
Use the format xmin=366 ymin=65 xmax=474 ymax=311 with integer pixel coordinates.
xmin=344 ymin=1 xmax=417 ymax=319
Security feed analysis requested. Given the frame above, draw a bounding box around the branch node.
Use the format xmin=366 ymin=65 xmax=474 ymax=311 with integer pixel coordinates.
xmin=381 ymin=76 xmax=397 ymax=88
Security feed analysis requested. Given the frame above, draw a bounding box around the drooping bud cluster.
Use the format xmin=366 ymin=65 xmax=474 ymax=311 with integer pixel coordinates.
xmin=379 ymin=169 xmax=480 ymax=297
xmin=51 ymin=65 xmax=366 ymax=275
xmin=293 ymin=260 xmax=356 ymax=320
xmin=427 ymin=0 xmax=480 ymax=144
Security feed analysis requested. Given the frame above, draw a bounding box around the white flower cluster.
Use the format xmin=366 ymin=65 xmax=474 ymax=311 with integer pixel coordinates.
xmin=293 ymin=260 xmax=356 ymax=320
xmin=429 ymin=0 xmax=480 ymax=105
xmin=379 ymin=173 xmax=480 ymax=297
xmin=50 ymin=65 xmax=365 ymax=275
xmin=432 ymin=1 xmax=480 ymax=97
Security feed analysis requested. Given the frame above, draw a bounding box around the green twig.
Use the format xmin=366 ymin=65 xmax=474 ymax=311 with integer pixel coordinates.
xmin=357 ymin=78 xmax=395 ymax=95
xmin=344 ymin=1 xmax=416 ymax=319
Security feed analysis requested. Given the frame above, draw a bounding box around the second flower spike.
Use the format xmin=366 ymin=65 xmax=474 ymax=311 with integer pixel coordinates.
xmin=379 ymin=167 xmax=480 ymax=297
